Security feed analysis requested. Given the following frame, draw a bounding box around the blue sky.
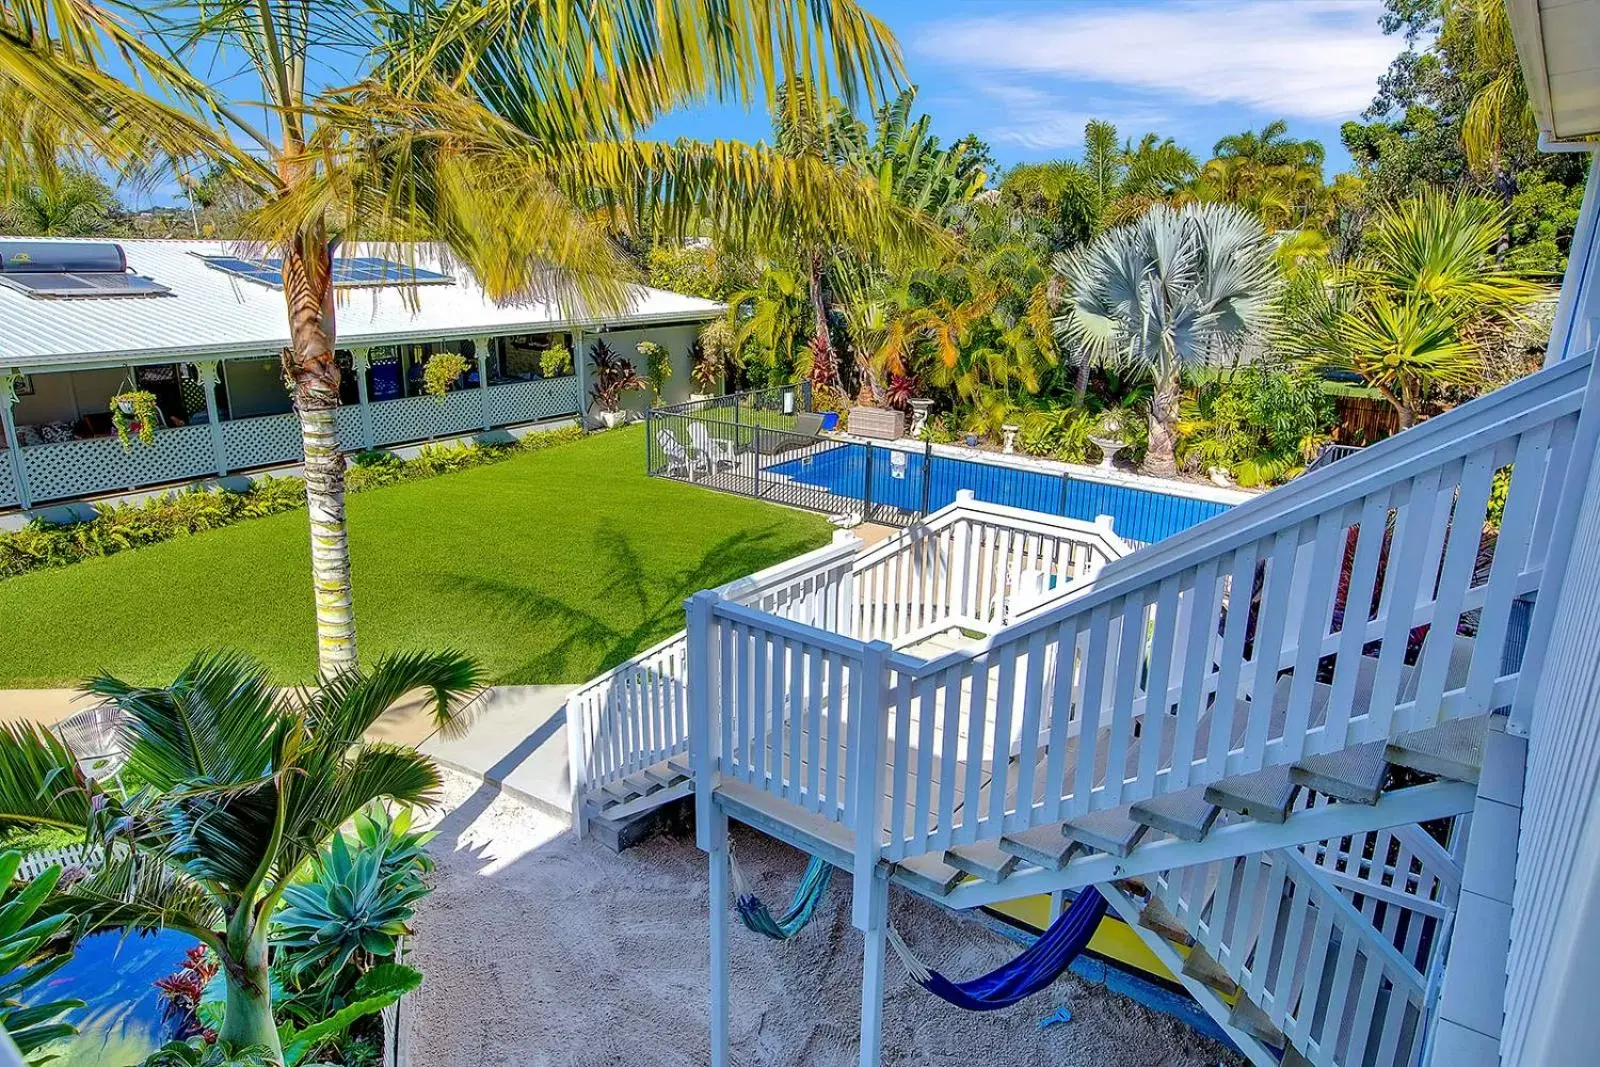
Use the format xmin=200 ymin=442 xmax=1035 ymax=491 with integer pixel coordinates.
xmin=121 ymin=0 xmax=1402 ymax=209
xmin=647 ymin=0 xmax=1399 ymax=177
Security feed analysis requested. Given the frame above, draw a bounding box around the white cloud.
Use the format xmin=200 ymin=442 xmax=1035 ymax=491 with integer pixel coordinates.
xmin=915 ymin=0 xmax=1392 ymax=121
xmin=957 ymin=83 xmax=1170 ymax=150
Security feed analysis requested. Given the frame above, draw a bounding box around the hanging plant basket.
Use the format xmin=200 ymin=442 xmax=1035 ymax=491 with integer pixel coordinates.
xmin=422 ymin=352 xmax=471 ymax=399
xmin=109 ymin=390 xmax=160 ymax=450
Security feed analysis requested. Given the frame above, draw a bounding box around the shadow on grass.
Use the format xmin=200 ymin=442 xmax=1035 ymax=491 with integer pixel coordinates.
xmin=433 ymin=524 xmax=822 ymax=684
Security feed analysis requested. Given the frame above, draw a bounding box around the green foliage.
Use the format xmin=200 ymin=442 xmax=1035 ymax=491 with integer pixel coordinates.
xmin=277 ymin=964 xmax=420 ymax=1067
xmin=588 ymin=340 xmax=647 ymax=413
xmin=539 ymin=341 xmax=573 ymax=379
xmin=274 ymin=806 xmax=434 ymax=982
xmin=109 ymin=390 xmax=160 ymax=450
xmin=135 ymin=1040 xmax=278 ymax=1067
xmin=0 ymin=169 xmax=117 ymax=237
xmin=637 ymin=340 xmax=672 ymax=400
xmin=644 ymin=244 xmax=757 ymax=302
xmin=1017 ymin=407 xmax=1097 ymax=464
xmin=0 ymin=854 xmax=83 ymax=1063
xmin=1177 ymin=366 xmax=1334 ymax=486
xmin=0 ymin=427 xmax=585 ymax=582
xmin=421 ymin=352 xmax=471 ymax=399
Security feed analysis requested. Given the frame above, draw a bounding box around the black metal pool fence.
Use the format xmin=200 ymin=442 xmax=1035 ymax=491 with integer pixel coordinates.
xmin=644 ymin=388 xmax=1234 ymax=542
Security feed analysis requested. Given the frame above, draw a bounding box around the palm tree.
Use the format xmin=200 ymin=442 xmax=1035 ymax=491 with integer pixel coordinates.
xmin=0 ymin=168 xmax=116 ymax=236
xmin=5 ymin=0 xmax=919 ymax=679
xmin=1281 ymin=192 xmax=1546 ymax=427
xmin=1055 ymin=203 xmax=1279 ymax=476
xmin=0 ymin=650 xmax=483 ymax=1060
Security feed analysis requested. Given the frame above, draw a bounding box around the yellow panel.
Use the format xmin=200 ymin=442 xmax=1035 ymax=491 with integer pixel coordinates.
xmin=987 ymin=893 xmax=1176 ymax=983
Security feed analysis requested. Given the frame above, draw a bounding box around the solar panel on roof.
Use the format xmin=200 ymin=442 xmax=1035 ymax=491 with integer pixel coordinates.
xmin=196 ymin=253 xmax=450 ymax=289
xmin=0 ymin=270 xmax=172 ymax=300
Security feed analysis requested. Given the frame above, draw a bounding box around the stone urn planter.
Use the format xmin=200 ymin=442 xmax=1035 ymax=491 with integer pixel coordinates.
xmin=597 ymin=409 xmax=626 ymax=430
xmin=1001 ymin=424 xmax=1020 ymax=454
xmin=908 ymin=398 xmax=935 ymax=439
xmin=1089 ymin=436 xmax=1124 ymax=470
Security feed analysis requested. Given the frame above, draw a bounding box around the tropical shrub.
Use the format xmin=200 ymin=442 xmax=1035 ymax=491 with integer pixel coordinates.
xmin=637 ymin=340 xmax=672 ymax=400
xmin=0 ymin=854 xmax=83 ymax=1062
xmin=1017 ymin=407 xmax=1097 ymax=463
xmin=588 ymin=340 xmax=646 ymax=414
xmin=0 ymin=650 xmax=481 ymax=1061
xmin=1177 ymin=366 xmax=1335 ymax=486
xmin=538 ymin=341 xmax=573 ymax=379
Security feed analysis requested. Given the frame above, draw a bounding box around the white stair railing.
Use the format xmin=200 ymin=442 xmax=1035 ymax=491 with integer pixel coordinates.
xmin=1157 ymin=848 xmax=1429 ymax=1067
xmin=689 ymin=351 xmax=1591 ymax=865
xmin=567 ymin=536 xmax=859 ymax=832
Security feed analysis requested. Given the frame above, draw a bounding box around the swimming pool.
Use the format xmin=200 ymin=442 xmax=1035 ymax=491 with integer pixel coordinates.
xmin=769 ymin=443 xmax=1232 ymax=544
xmin=28 ymin=928 xmax=194 ymax=1063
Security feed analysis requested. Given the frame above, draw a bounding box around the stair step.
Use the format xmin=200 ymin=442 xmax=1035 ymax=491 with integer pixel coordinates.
xmin=600 ymin=777 xmax=645 ymax=804
xmin=1062 ymin=807 xmax=1151 ymax=858
xmin=1386 ymin=716 xmax=1488 ymax=782
xmin=1138 ymin=898 xmax=1193 ymax=947
xmin=668 ymin=756 xmax=692 ymax=779
xmin=588 ymin=778 xmax=693 ymax=823
xmin=1205 ymin=765 xmax=1299 ymax=823
xmin=1228 ymin=995 xmax=1285 ymax=1046
xmin=944 ymin=840 xmax=1021 ymax=883
xmin=1292 ymin=741 xmax=1389 ymax=803
xmin=642 ymin=762 xmax=684 ymax=789
xmin=1180 ymin=945 xmax=1238 ymax=997
xmin=1129 ymin=789 xmax=1221 ymax=842
xmin=894 ymin=853 xmax=966 ymax=896
xmin=999 ymin=823 xmax=1073 ymax=870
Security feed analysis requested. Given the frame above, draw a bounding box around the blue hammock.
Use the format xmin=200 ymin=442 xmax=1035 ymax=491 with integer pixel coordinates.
xmin=730 ymin=851 xmax=833 ymax=941
xmin=887 ymin=888 xmax=1109 ymax=1011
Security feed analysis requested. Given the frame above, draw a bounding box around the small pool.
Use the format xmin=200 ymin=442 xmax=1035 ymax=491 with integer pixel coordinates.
xmin=31 ymin=929 xmax=195 ymax=1064
xmin=770 ymin=443 xmax=1231 ymax=544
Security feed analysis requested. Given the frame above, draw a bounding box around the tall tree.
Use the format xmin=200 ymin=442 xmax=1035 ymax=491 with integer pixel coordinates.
xmin=4 ymin=0 xmax=920 ymax=678
xmin=1054 ymin=204 xmax=1280 ymax=476
xmin=0 ymin=167 xmax=116 ymax=235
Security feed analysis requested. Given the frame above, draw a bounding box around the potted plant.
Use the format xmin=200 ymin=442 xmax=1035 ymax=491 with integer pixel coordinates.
xmin=539 ymin=340 xmax=573 ymax=379
xmin=109 ymin=385 xmax=160 ymax=450
xmin=637 ymin=339 xmax=672 ymax=403
xmin=422 ymin=351 xmax=471 ymax=399
xmin=1089 ymin=411 xmax=1127 ymax=470
xmin=589 ymin=339 xmax=646 ymax=428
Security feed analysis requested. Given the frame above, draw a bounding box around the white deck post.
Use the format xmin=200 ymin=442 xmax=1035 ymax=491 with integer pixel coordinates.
xmin=689 ymin=589 xmax=720 ymax=851
xmin=350 ymin=349 xmax=375 ymax=450
xmin=707 ymin=803 xmax=732 ymax=1067
xmin=852 ymin=640 xmax=892 ymax=929
xmin=857 ymin=862 xmax=890 ymax=1067
xmin=194 ymin=360 xmax=227 ymax=475
xmin=474 ymin=337 xmax=493 ymax=431
xmin=0 ymin=371 xmax=32 ymax=508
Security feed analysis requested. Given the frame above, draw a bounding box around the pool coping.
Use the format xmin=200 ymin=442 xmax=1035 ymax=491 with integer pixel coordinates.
xmin=822 ymin=431 xmax=1260 ymax=507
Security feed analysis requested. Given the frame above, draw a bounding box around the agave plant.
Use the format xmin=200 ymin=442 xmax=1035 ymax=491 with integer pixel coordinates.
xmin=0 ymin=649 xmax=482 ymax=1062
xmin=0 ymin=854 xmax=83 ymax=1063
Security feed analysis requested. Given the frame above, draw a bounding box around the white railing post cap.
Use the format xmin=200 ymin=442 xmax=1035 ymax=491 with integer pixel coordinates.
xmin=956 ymin=489 xmax=976 ymax=503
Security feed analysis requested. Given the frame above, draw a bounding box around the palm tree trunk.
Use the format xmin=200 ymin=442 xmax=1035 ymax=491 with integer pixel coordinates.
xmin=807 ymin=249 xmax=845 ymax=396
xmin=281 ymin=237 xmax=357 ymax=678
xmin=1072 ymin=354 xmax=1091 ymax=407
xmin=219 ymin=927 xmax=282 ymax=1058
xmin=1145 ymin=371 xmax=1182 ymax=477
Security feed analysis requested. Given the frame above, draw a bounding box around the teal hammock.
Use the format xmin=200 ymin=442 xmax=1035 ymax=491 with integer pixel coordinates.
xmin=730 ymin=849 xmax=833 ymax=941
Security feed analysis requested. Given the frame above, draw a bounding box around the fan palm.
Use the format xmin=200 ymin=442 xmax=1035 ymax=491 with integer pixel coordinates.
xmin=4 ymin=0 xmax=921 ymax=679
xmin=1054 ymin=203 xmax=1279 ymax=475
xmin=0 ymin=649 xmax=483 ymax=1061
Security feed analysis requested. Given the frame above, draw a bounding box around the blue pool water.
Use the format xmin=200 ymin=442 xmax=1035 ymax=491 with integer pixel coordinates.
xmin=30 ymin=929 xmax=195 ymax=1064
xmin=770 ymin=444 xmax=1231 ymax=544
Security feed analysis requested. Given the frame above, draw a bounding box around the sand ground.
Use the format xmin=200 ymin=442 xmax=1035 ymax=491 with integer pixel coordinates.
xmin=408 ymin=770 xmax=1243 ymax=1067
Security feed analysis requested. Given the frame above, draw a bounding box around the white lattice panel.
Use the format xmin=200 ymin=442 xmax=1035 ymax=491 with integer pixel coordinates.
xmin=336 ymin=405 xmax=367 ymax=452
xmin=371 ymin=391 xmax=482 ymax=447
xmin=222 ymin=413 xmax=303 ymax=471
xmin=487 ymin=377 xmax=579 ymax=426
xmin=0 ymin=452 xmax=17 ymax=508
xmin=22 ymin=425 xmax=216 ymax=502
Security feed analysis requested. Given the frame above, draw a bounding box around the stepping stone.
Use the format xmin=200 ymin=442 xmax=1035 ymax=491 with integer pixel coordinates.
xmin=1138 ymin=897 xmax=1193 ymax=946
xmin=1062 ymin=807 xmax=1150 ymax=858
xmin=1181 ymin=945 xmax=1238 ymax=997
xmin=944 ymin=840 xmax=1021 ymax=883
xmin=1292 ymin=741 xmax=1389 ymax=804
xmin=1130 ymin=789 xmax=1222 ymax=842
xmin=1205 ymin=765 xmax=1299 ymax=824
xmin=999 ymin=822 xmax=1073 ymax=870
xmin=894 ymin=853 xmax=965 ymax=896
xmin=1386 ymin=716 xmax=1487 ymax=783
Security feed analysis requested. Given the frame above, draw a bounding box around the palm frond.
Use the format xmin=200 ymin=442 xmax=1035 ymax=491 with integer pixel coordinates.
xmin=0 ymin=722 xmax=96 ymax=833
xmin=302 ymin=649 xmax=485 ymax=748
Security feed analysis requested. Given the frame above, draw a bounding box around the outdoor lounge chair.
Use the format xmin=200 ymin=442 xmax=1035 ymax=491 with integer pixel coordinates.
xmin=656 ymin=428 xmax=708 ymax=480
xmin=689 ymin=422 xmax=739 ymax=472
xmin=755 ymin=411 xmax=827 ymax=455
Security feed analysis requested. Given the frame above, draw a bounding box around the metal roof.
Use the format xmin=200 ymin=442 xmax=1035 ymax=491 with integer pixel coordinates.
xmin=0 ymin=238 xmax=723 ymax=371
xmin=1507 ymin=0 xmax=1600 ymax=145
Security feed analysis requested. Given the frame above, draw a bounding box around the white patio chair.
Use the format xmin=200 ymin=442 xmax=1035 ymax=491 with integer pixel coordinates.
xmin=689 ymin=422 xmax=738 ymax=473
xmin=657 ymin=428 xmax=708 ymax=480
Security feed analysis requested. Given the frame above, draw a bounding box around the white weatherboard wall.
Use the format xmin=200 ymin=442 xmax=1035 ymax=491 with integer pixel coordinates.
xmin=598 ymin=324 xmax=699 ymax=411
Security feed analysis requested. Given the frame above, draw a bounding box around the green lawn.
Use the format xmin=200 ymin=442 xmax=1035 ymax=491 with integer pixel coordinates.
xmin=0 ymin=426 xmax=832 ymax=688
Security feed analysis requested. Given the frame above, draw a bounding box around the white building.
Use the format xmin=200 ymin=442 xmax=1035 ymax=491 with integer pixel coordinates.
xmin=0 ymin=239 xmax=720 ymax=513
